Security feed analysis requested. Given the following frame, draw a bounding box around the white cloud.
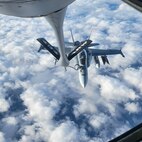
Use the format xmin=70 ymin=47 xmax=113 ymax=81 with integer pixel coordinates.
xmin=0 ymin=98 xmax=9 ymax=113
xmin=0 ymin=132 xmax=5 ymax=142
xmin=49 ymin=121 xmax=79 ymax=142
xmin=125 ymin=102 xmax=141 ymax=113
xmin=89 ymin=113 xmax=108 ymax=129
xmin=1 ymin=117 xmax=18 ymax=141
xmin=75 ymin=96 xmax=98 ymax=115
xmin=21 ymin=86 xmax=59 ymax=123
xmin=2 ymin=117 xmax=17 ymax=125
xmin=96 ymin=75 xmax=138 ymax=101
xmin=122 ymin=67 xmax=142 ymax=92
xmin=0 ymin=0 xmax=141 ymax=141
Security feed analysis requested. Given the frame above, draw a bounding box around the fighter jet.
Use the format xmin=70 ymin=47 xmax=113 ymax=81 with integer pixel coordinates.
xmin=37 ymin=30 xmax=125 ymax=88
xmin=75 ymin=48 xmax=124 ymax=88
xmin=0 ymin=0 xmax=127 ymax=88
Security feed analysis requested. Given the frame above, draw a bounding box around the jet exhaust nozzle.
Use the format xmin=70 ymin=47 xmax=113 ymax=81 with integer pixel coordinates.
xmin=120 ymin=51 xmax=125 ymax=58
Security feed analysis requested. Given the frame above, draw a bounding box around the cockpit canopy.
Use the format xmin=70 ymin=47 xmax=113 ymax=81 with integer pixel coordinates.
xmin=79 ymin=50 xmax=87 ymax=66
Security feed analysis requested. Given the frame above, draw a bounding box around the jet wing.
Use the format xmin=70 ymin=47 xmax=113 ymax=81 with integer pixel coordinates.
xmin=90 ymin=49 xmax=125 ymax=57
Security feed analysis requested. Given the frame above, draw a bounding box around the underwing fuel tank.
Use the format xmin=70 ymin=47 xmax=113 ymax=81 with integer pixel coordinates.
xmin=101 ymin=55 xmax=110 ymax=65
xmin=94 ymin=56 xmax=100 ymax=68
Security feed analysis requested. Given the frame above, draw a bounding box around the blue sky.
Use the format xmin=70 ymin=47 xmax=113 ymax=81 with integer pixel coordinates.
xmin=0 ymin=0 xmax=142 ymax=142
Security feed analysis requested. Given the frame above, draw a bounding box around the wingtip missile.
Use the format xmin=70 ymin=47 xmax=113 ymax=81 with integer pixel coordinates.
xmin=94 ymin=56 xmax=101 ymax=68
xmin=120 ymin=50 xmax=125 ymax=58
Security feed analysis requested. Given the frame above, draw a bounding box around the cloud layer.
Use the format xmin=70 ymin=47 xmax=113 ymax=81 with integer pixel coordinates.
xmin=0 ymin=0 xmax=142 ymax=141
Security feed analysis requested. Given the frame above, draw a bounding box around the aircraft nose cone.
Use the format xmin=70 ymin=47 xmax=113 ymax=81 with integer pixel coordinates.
xmin=79 ymin=68 xmax=88 ymax=88
xmin=80 ymin=76 xmax=87 ymax=88
xmin=81 ymin=81 xmax=87 ymax=88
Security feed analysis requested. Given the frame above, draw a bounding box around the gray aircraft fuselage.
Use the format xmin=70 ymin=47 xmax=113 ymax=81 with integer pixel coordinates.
xmin=77 ymin=49 xmax=89 ymax=88
xmin=75 ymin=40 xmax=92 ymax=88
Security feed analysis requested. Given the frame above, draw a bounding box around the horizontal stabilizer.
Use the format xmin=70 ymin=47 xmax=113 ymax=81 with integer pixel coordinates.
xmin=38 ymin=45 xmax=45 ymax=52
xmin=94 ymin=56 xmax=100 ymax=68
xmin=68 ymin=40 xmax=92 ymax=61
xmin=37 ymin=38 xmax=60 ymax=60
xmin=88 ymin=43 xmax=100 ymax=47
xmin=120 ymin=50 xmax=125 ymax=58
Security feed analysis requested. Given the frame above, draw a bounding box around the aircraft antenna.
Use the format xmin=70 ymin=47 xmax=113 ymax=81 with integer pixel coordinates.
xmin=70 ymin=29 xmax=75 ymax=45
xmin=88 ymin=26 xmax=93 ymax=40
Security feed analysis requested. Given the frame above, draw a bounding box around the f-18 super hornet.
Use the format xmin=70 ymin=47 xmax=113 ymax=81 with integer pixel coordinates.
xmin=0 ymin=0 xmax=127 ymax=87
xmin=37 ymin=30 xmax=125 ymax=88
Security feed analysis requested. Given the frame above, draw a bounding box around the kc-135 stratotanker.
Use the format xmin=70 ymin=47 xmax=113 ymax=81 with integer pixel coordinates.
xmin=1 ymin=0 xmax=140 ymax=87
